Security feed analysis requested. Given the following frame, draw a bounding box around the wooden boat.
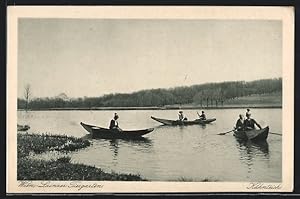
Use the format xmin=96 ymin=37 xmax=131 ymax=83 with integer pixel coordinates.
xmin=80 ymin=122 xmax=154 ymax=139
xmin=233 ymin=126 xmax=269 ymax=141
xmin=17 ymin=124 xmax=30 ymax=131
xmin=151 ymin=116 xmax=216 ymax=126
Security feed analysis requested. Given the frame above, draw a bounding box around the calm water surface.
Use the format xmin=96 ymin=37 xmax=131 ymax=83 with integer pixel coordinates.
xmin=18 ymin=109 xmax=282 ymax=182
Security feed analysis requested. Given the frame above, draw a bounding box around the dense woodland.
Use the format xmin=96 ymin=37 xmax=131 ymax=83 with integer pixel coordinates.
xmin=18 ymin=78 xmax=282 ymax=110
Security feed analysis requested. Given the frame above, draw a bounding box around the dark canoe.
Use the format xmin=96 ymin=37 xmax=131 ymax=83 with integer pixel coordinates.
xmin=17 ymin=124 xmax=30 ymax=131
xmin=80 ymin=122 xmax=154 ymax=139
xmin=233 ymin=126 xmax=269 ymax=141
xmin=151 ymin=116 xmax=216 ymax=126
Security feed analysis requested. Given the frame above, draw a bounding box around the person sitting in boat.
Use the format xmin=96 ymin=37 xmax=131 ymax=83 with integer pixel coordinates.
xmin=178 ymin=111 xmax=188 ymax=121
xmin=109 ymin=113 xmax=122 ymax=131
xmin=178 ymin=111 xmax=187 ymax=121
xmin=235 ymin=114 xmax=245 ymax=131
xmin=198 ymin=111 xmax=206 ymax=120
xmin=244 ymin=112 xmax=262 ymax=130
xmin=246 ymin=108 xmax=251 ymax=116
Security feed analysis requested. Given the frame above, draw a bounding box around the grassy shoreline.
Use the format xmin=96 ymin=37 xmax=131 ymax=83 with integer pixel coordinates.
xmin=18 ymin=104 xmax=282 ymax=111
xmin=18 ymin=93 xmax=282 ymax=111
xmin=17 ymin=133 xmax=146 ymax=181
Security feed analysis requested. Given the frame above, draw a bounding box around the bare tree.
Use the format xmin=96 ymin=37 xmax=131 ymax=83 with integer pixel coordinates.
xmin=24 ymin=84 xmax=31 ymax=111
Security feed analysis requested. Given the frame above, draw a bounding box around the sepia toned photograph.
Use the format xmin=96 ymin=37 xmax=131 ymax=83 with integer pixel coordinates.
xmin=7 ymin=6 xmax=294 ymax=193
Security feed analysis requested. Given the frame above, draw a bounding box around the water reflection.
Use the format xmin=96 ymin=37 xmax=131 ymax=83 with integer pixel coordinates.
xmin=109 ymin=140 xmax=120 ymax=160
xmin=155 ymin=124 xmax=207 ymax=129
xmin=236 ymin=138 xmax=269 ymax=158
xmin=81 ymin=134 xmax=93 ymax=140
xmin=235 ymin=139 xmax=269 ymax=179
xmin=200 ymin=124 xmax=207 ymax=130
xmin=92 ymin=137 xmax=153 ymax=160
xmin=154 ymin=124 xmax=186 ymax=133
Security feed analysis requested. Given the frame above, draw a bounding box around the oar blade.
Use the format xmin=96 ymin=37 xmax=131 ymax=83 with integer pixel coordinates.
xmin=270 ymin=132 xmax=282 ymax=136
xmin=217 ymin=129 xmax=234 ymax=135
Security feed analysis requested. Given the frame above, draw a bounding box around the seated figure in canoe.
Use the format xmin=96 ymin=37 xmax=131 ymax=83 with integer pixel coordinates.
xmin=178 ymin=111 xmax=188 ymax=121
xmin=197 ymin=111 xmax=206 ymax=120
xmin=244 ymin=112 xmax=262 ymax=130
xmin=235 ymin=114 xmax=245 ymax=131
xmin=246 ymin=108 xmax=251 ymax=116
xmin=109 ymin=113 xmax=122 ymax=132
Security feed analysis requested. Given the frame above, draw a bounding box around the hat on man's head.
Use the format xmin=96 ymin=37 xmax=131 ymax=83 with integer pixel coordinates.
xmin=114 ymin=113 xmax=119 ymax=119
xmin=179 ymin=111 xmax=183 ymax=113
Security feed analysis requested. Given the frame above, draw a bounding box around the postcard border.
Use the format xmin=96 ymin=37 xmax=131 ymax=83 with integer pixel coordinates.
xmin=6 ymin=6 xmax=294 ymax=193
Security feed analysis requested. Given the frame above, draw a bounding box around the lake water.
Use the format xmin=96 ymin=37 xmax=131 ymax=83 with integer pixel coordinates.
xmin=18 ymin=108 xmax=282 ymax=182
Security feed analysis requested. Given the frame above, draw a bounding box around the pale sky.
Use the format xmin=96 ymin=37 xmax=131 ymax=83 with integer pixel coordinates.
xmin=18 ymin=19 xmax=282 ymax=98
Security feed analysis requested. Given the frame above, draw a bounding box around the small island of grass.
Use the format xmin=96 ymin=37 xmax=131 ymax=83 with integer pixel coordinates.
xmin=17 ymin=133 xmax=146 ymax=181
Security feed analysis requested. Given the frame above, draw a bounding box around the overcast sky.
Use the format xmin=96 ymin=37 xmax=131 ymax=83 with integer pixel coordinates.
xmin=18 ymin=19 xmax=282 ymax=98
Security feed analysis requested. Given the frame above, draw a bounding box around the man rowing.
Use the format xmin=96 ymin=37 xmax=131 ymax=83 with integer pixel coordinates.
xmin=198 ymin=111 xmax=206 ymax=120
xmin=244 ymin=112 xmax=262 ymax=130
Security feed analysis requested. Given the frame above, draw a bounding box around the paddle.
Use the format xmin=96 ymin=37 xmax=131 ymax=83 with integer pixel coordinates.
xmin=217 ymin=129 xmax=234 ymax=135
xmin=197 ymin=111 xmax=205 ymax=120
xmin=269 ymin=132 xmax=282 ymax=136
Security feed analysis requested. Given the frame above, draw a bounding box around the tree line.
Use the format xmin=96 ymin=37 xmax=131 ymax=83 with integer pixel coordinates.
xmin=18 ymin=78 xmax=282 ymax=110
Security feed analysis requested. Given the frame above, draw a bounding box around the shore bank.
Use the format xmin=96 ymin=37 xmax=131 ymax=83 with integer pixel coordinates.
xmin=18 ymin=104 xmax=282 ymax=111
xmin=17 ymin=133 xmax=146 ymax=181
